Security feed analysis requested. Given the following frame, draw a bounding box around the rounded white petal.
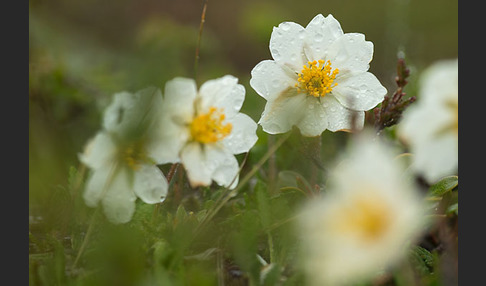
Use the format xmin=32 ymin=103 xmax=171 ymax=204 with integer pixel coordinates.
xmin=163 ymin=77 xmax=197 ymax=120
xmin=269 ymin=21 xmax=307 ymax=72
xmin=258 ymin=89 xmax=308 ymax=134
xmin=206 ymin=145 xmax=240 ymax=189
xmin=198 ymin=75 xmax=245 ymax=119
xmin=78 ymin=132 xmax=117 ymax=169
xmin=100 ymin=168 xmax=137 ymax=224
xmin=147 ymin=118 xmax=189 ymax=164
xmin=180 ymin=142 xmax=213 ymax=188
xmin=103 ymin=91 xmax=136 ymax=134
xmin=326 ymin=33 xmax=374 ymax=73
xmin=294 ymin=96 xmax=329 ymax=137
xmin=321 ymin=96 xmax=364 ymax=132
xmin=223 ymin=113 xmax=258 ymax=155
xmin=250 ymin=60 xmax=297 ymax=101
xmin=332 ymin=71 xmax=387 ymax=111
xmin=303 ymin=14 xmax=344 ymax=62
xmin=83 ymin=166 xmax=114 ymax=208
xmin=133 ymin=164 xmax=169 ymax=204
xmin=412 ymin=133 xmax=457 ymax=183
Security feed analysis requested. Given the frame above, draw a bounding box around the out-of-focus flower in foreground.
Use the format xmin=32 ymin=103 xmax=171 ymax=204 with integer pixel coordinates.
xmin=157 ymin=75 xmax=258 ymax=189
xmin=79 ymin=87 xmax=169 ymax=224
xmin=297 ymin=131 xmax=427 ymax=286
xmin=250 ymin=14 xmax=387 ymax=137
xmin=397 ymin=59 xmax=458 ymax=184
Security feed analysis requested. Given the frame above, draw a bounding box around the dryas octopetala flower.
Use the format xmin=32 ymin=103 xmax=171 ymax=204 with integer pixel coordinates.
xmin=397 ymin=59 xmax=458 ymax=184
xmin=297 ymin=131 xmax=427 ymax=286
xmin=79 ymin=87 xmax=169 ymax=224
xmin=250 ymin=14 xmax=387 ymax=136
xmin=156 ymin=75 xmax=258 ymax=189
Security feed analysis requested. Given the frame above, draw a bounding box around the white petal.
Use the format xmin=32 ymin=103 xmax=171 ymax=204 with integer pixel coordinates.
xmin=83 ymin=166 xmax=114 ymax=208
xmin=133 ymin=164 xmax=169 ymax=204
xmin=258 ymin=88 xmax=308 ymax=134
xmin=163 ymin=77 xmax=197 ymax=120
xmin=250 ymin=60 xmax=297 ymax=101
xmin=103 ymin=91 xmax=136 ymax=134
xmin=332 ymin=72 xmax=387 ymax=111
xmin=269 ymin=21 xmax=307 ymax=72
xmin=146 ymin=118 xmax=189 ymax=164
xmin=78 ymin=132 xmax=117 ymax=169
xmin=103 ymin=87 xmax=163 ymax=137
xmin=294 ymin=96 xmax=329 ymax=137
xmin=303 ymin=14 xmax=344 ymax=62
xmin=207 ymin=146 xmax=240 ymax=189
xmin=180 ymin=142 xmax=213 ymax=188
xmin=321 ymin=96 xmax=364 ymax=132
xmin=412 ymin=134 xmax=458 ymax=183
xmin=101 ymin=169 xmax=137 ymax=224
xmin=326 ymin=33 xmax=374 ymax=73
xmin=223 ymin=113 xmax=258 ymax=154
xmin=198 ymin=75 xmax=245 ymax=119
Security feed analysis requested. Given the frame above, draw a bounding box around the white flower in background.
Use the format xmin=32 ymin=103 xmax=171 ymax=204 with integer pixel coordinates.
xmin=157 ymin=75 xmax=258 ymax=189
xmin=250 ymin=14 xmax=387 ymax=137
xmin=79 ymin=87 xmax=169 ymax=224
xmin=297 ymin=132 xmax=426 ymax=286
xmin=397 ymin=59 xmax=458 ymax=184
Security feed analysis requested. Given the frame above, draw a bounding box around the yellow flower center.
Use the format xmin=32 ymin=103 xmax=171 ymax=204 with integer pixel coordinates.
xmin=295 ymin=60 xmax=339 ymax=97
xmin=121 ymin=141 xmax=150 ymax=171
xmin=333 ymin=193 xmax=392 ymax=243
xmin=190 ymin=107 xmax=232 ymax=144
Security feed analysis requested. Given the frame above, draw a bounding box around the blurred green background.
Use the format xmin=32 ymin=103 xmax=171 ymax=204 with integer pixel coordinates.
xmin=29 ymin=0 xmax=457 ymax=283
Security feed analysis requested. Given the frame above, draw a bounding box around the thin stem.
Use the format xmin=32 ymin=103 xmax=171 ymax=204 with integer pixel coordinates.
xmin=194 ymin=0 xmax=209 ymax=83
xmin=72 ymin=206 xmax=99 ymax=268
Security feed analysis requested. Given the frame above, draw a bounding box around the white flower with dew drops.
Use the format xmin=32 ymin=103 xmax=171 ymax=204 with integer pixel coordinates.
xmin=79 ymin=87 xmax=169 ymax=224
xmin=297 ymin=131 xmax=427 ymax=286
xmin=397 ymin=58 xmax=458 ymax=184
xmin=156 ymin=75 xmax=258 ymax=189
xmin=250 ymin=14 xmax=387 ymax=137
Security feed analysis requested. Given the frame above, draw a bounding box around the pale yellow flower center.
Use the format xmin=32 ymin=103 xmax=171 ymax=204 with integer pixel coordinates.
xmin=121 ymin=141 xmax=150 ymax=171
xmin=295 ymin=60 xmax=339 ymax=97
xmin=333 ymin=194 xmax=392 ymax=243
xmin=190 ymin=107 xmax=232 ymax=144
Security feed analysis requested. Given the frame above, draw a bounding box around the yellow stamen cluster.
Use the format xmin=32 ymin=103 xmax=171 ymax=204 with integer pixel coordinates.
xmin=333 ymin=194 xmax=392 ymax=243
xmin=122 ymin=141 xmax=149 ymax=171
xmin=190 ymin=107 xmax=232 ymax=144
xmin=295 ymin=60 xmax=339 ymax=97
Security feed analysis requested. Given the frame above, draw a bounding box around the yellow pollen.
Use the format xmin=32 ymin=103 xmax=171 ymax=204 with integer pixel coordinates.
xmin=333 ymin=194 xmax=392 ymax=243
xmin=190 ymin=107 xmax=232 ymax=144
xmin=295 ymin=60 xmax=339 ymax=97
xmin=121 ymin=141 xmax=149 ymax=171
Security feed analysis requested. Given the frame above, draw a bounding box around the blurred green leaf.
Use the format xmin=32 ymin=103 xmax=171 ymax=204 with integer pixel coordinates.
xmin=428 ymin=176 xmax=458 ymax=197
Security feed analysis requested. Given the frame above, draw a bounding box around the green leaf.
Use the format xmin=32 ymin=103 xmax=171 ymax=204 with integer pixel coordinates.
xmin=409 ymin=246 xmax=435 ymax=275
xmin=429 ymin=176 xmax=458 ymax=197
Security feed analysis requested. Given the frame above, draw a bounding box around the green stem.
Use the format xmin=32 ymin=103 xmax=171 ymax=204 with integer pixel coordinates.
xmin=194 ymin=0 xmax=209 ymax=83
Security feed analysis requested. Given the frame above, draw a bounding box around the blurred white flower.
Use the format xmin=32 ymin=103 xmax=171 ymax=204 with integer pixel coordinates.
xmin=79 ymin=87 xmax=169 ymax=224
xmin=397 ymin=59 xmax=458 ymax=183
xmin=250 ymin=14 xmax=387 ymax=137
xmin=157 ymin=75 xmax=258 ymax=189
xmin=297 ymin=132 xmax=426 ymax=286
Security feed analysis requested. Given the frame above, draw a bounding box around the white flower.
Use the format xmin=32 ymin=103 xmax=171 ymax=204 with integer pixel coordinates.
xmin=79 ymin=87 xmax=169 ymax=224
xmin=397 ymin=59 xmax=458 ymax=184
xmin=250 ymin=14 xmax=387 ymax=137
xmin=297 ymin=132 xmax=426 ymax=286
xmin=156 ymin=75 xmax=258 ymax=189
